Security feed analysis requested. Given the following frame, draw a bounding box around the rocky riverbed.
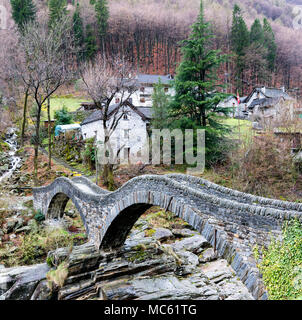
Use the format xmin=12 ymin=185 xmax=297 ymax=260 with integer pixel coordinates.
xmin=0 ymin=128 xmax=255 ymax=300
xmin=0 ymin=208 xmax=254 ymax=300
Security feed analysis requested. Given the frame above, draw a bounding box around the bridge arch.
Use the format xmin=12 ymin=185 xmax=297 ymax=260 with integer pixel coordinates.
xmin=99 ymin=190 xmax=202 ymax=251
xmin=33 ymin=174 xmax=302 ymax=300
xmin=46 ymin=192 xmax=89 ymax=232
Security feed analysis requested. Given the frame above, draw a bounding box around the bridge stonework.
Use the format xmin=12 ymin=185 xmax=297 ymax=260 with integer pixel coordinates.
xmin=33 ymin=174 xmax=302 ymax=300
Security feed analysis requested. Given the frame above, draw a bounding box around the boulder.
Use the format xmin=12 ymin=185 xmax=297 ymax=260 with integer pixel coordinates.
xmin=172 ymin=235 xmax=210 ymax=253
xmin=199 ymin=248 xmax=218 ymax=263
xmin=0 ymin=263 xmax=50 ymax=300
xmin=5 ymin=219 xmax=18 ymax=234
xmin=14 ymin=218 xmax=24 ymax=230
xmin=154 ymin=228 xmax=173 ymax=241
xmin=172 ymin=228 xmax=199 ymax=238
xmin=15 ymin=226 xmax=31 ymax=234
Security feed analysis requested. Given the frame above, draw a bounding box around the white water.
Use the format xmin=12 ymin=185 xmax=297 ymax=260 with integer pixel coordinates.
xmin=0 ymin=128 xmax=22 ymax=183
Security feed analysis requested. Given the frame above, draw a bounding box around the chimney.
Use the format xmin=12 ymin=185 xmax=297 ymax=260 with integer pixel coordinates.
xmin=261 ymin=86 xmax=266 ymax=94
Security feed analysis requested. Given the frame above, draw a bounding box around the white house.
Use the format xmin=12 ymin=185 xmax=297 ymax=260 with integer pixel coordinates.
xmin=111 ymin=73 xmax=175 ymax=108
xmin=80 ymin=101 xmax=152 ymax=164
xmin=216 ymin=95 xmax=248 ymax=118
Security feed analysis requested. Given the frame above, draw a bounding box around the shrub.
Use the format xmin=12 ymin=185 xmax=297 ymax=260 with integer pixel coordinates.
xmin=232 ymin=132 xmax=297 ymax=197
xmin=54 ymin=106 xmax=73 ymax=125
xmin=82 ymin=138 xmax=96 ymax=170
xmin=34 ymin=210 xmax=45 ymax=222
xmin=46 ymin=261 xmax=69 ymax=291
xmin=18 ymin=227 xmax=86 ymax=266
xmin=256 ymin=219 xmax=302 ymax=300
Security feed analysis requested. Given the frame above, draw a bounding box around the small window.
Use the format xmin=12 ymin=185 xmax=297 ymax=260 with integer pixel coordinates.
xmin=124 ymin=129 xmax=130 ymax=139
xmin=140 ymin=97 xmax=146 ymax=103
xmin=115 ymin=97 xmax=120 ymax=104
xmin=123 ymin=114 xmax=129 ymax=120
xmin=140 ymin=87 xmax=145 ymax=92
xmin=164 ymin=87 xmax=169 ymax=93
xmin=137 ymin=149 xmax=142 ymax=157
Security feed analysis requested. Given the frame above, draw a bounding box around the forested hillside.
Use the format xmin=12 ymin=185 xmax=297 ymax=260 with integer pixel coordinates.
xmin=79 ymin=0 xmax=302 ymax=95
xmin=2 ymin=0 xmax=302 ymax=95
xmin=104 ymin=0 xmax=302 ymax=95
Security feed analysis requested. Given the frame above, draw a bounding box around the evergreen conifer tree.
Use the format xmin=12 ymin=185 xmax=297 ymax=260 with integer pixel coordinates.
xmin=170 ymin=0 xmax=230 ymax=166
xmin=48 ymin=0 xmax=67 ymax=28
xmin=151 ymin=78 xmax=170 ymax=130
xmin=230 ymin=4 xmax=250 ymax=94
xmin=73 ymin=2 xmax=85 ymax=61
xmin=231 ymin=5 xmax=249 ymax=57
xmin=263 ymin=18 xmax=277 ymax=72
xmin=94 ymin=0 xmax=109 ymax=52
xmin=250 ymin=19 xmax=264 ymax=45
xmin=10 ymin=0 xmax=36 ymax=32
xmin=84 ymin=24 xmax=97 ymax=60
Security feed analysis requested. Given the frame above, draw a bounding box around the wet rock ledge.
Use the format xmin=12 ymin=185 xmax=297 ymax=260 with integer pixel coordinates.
xmin=0 ymin=216 xmax=254 ymax=300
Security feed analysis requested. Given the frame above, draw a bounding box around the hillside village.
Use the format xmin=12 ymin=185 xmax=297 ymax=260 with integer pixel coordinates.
xmin=53 ymin=78 xmax=300 ymax=170
xmin=0 ymin=0 xmax=302 ymax=303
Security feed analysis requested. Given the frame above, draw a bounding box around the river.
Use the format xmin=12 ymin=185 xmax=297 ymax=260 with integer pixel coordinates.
xmin=0 ymin=128 xmax=22 ymax=184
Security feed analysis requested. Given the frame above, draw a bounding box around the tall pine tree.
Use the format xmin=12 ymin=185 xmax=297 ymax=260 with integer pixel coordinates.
xmin=231 ymin=5 xmax=249 ymax=57
xmin=231 ymin=4 xmax=249 ymax=94
xmin=170 ymin=0 xmax=230 ymax=167
xmin=10 ymin=0 xmax=36 ymax=32
xmin=73 ymin=2 xmax=85 ymax=61
xmin=94 ymin=0 xmax=109 ymax=53
xmin=48 ymin=0 xmax=67 ymax=28
xmin=250 ymin=19 xmax=264 ymax=45
xmin=84 ymin=24 xmax=97 ymax=60
xmin=263 ymin=18 xmax=277 ymax=72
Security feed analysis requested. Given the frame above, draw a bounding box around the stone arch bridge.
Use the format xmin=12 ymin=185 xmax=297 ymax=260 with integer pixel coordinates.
xmin=33 ymin=174 xmax=302 ymax=300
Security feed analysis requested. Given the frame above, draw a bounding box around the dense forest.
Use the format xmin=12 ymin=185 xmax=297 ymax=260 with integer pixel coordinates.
xmin=2 ymin=0 xmax=302 ymax=96
xmin=69 ymin=0 xmax=302 ymax=96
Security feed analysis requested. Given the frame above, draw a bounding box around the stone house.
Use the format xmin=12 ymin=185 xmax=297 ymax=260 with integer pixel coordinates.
xmin=80 ymin=101 xmax=152 ymax=163
xmin=241 ymin=87 xmax=294 ymax=126
xmin=111 ymin=73 xmax=175 ymax=108
xmin=217 ymin=95 xmax=247 ymax=118
xmin=78 ymin=73 xmax=174 ymax=113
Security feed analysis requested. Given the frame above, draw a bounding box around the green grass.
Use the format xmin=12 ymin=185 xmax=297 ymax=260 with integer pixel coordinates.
xmin=219 ymin=117 xmax=254 ymax=144
xmin=41 ymin=96 xmax=92 ymax=121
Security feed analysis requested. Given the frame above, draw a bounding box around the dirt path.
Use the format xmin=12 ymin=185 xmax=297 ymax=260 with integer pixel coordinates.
xmin=39 ymin=146 xmax=96 ymax=181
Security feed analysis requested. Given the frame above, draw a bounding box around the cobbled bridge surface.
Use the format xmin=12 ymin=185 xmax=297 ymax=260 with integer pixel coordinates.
xmin=33 ymin=174 xmax=302 ymax=300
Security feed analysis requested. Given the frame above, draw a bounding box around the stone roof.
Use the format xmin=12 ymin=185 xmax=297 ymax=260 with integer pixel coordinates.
xmin=136 ymin=107 xmax=152 ymax=119
xmin=260 ymin=87 xmax=292 ymax=100
xmin=80 ymin=104 xmax=119 ymax=126
xmin=80 ymin=102 xmax=151 ymax=126
xmin=246 ymin=87 xmax=292 ymax=104
xmin=138 ymin=74 xmax=173 ymax=85
xmin=249 ymin=97 xmax=283 ymax=109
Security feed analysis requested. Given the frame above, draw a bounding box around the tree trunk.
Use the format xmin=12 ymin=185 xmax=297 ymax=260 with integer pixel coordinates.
xmin=102 ymin=163 xmax=114 ymax=191
xmin=34 ymin=105 xmax=42 ymax=186
xmin=21 ymin=88 xmax=29 ymax=147
xmin=47 ymin=98 xmax=52 ymax=170
xmin=102 ymin=128 xmax=115 ymax=190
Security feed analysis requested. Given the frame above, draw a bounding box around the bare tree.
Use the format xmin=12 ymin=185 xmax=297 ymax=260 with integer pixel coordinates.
xmin=11 ymin=17 xmax=76 ymax=185
xmin=80 ymin=54 xmax=138 ymax=189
